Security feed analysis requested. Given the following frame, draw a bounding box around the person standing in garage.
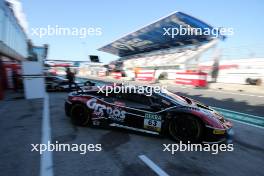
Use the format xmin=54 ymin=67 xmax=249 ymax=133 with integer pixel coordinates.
xmin=66 ymin=67 xmax=75 ymax=91
xmin=211 ymin=58 xmax=219 ymax=83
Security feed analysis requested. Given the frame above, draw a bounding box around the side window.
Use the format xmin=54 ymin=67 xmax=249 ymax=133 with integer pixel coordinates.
xmin=103 ymin=92 xmax=116 ymax=103
xmin=123 ymin=93 xmax=151 ymax=104
xmin=150 ymin=96 xmax=171 ymax=109
xmin=117 ymin=93 xmax=152 ymax=110
xmin=87 ymin=90 xmax=114 ymax=100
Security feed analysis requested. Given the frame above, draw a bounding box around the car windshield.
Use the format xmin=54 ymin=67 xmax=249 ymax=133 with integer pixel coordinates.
xmin=159 ymin=89 xmax=188 ymax=106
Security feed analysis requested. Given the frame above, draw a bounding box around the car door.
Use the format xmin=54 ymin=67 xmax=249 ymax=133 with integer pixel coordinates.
xmin=110 ymin=92 xmax=163 ymax=132
xmin=95 ymin=92 xmax=127 ymax=124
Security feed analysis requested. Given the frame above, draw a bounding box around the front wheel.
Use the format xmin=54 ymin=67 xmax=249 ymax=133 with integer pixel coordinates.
xmin=169 ymin=114 xmax=203 ymax=143
xmin=70 ymin=104 xmax=91 ymax=126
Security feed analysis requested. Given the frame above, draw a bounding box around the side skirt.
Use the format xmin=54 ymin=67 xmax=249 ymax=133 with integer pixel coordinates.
xmin=109 ymin=123 xmax=159 ymax=135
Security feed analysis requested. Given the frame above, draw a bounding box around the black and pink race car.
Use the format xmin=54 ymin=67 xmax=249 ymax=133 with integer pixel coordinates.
xmin=65 ymin=85 xmax=233 ymax=143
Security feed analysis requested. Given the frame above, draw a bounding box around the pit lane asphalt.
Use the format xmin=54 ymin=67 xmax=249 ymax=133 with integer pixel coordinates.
xmin=0 ymin=83 xmax=263 ymax=176
xmin=48 ymin=83 xmax=264 ymax=176
xmin=0 ymin=97 xmax=42 ymax=176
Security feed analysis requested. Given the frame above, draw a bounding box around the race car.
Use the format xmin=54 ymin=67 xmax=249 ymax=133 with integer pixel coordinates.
xmin=65 ymin=85 xmax=233 ymax=143
xmin=45 ymin=76 xmax=94 ymax=91
xmin=45 ymin=76 xmax=69 ymax=91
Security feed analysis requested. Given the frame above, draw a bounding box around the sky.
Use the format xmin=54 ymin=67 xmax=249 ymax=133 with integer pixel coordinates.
xmin=21 ymin=0 xmax=264 ymax=63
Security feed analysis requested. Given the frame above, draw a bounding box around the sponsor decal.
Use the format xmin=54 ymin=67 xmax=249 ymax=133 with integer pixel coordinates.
xmin=144 ymin=113 xmax=162 ymax=132
xmin=213 ymin=129 xmax=225 ymax=135
xmin=87 ymin=98 xmax=126 ymax=122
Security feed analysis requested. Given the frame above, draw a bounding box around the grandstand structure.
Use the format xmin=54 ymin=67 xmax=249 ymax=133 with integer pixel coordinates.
xmin=99 ymin=11 xmax=222 ymax=80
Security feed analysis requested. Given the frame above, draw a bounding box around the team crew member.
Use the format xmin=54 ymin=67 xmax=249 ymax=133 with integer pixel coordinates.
xmin=66 ymin=67 xmax=75 ymax=91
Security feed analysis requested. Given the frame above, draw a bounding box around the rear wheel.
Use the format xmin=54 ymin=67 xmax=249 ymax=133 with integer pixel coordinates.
xmin=169 ymin=114 xmax=203 ymax=143
xmin=70 ymin=104 xmax=91 ymax=126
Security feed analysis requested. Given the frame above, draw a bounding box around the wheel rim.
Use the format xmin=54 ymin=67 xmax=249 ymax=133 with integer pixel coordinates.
xmin=170 ymin=115 xmax=201 ymax=142
xmin=71 ymin=105 xmax=90 ymax=125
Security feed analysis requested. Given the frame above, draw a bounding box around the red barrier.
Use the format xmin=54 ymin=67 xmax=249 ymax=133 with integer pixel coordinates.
xmin=175 ymin=72 xmax=207 ymax=87
xmin=135 ymin=70 xmax=155 ymax=81
xmin=98 ymin=71 xmax=106 ymax=77
xmin=111 ymin=72 xmax=122 ymax=79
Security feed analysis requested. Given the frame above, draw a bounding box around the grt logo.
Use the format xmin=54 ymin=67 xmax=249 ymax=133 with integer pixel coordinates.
xmin=86 ymin=98 xmax=126 ymax=121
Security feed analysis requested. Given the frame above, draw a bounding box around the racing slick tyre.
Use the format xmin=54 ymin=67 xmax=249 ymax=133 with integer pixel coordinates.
xmin=70 ymin=104 xmax=91 ymax=126
xmin=169 ymin=114 xmax=203 ymax=143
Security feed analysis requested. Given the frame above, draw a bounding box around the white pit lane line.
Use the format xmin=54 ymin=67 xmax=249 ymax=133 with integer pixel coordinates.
xmin=40 ymin=93 xmax=53 ymax=176
xmin=139 ymin=155 xmax=169 ymax=176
